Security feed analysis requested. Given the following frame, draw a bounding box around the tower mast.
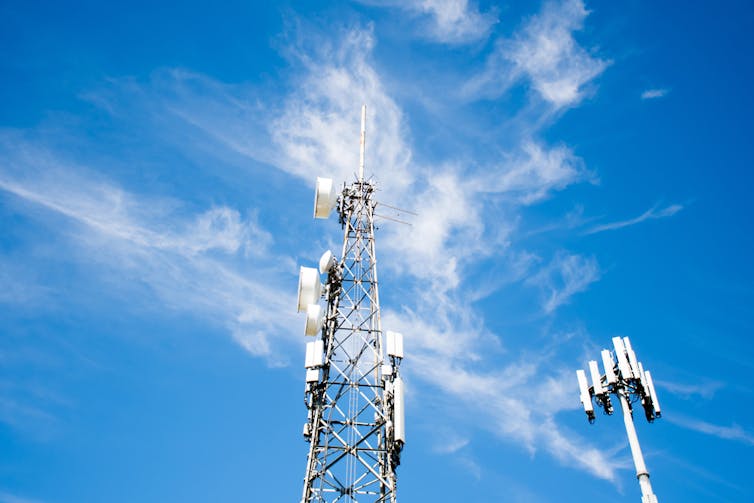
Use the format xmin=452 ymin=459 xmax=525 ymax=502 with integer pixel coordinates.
xmin=577 ymin=337 xmax=662 ymax=503
xmin=297 ymin=106 xmax=405 ymax=503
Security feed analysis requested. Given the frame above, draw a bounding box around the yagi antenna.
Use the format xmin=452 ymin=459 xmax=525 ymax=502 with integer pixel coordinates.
xmin=359 ymin=104 xmax=366 ymax=182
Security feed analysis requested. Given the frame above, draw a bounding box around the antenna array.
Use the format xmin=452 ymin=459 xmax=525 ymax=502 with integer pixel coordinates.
xmin=297 ymin=106 xmax=406 ymax=503
xmin=577 ymin=337 xmax=662 ymax=503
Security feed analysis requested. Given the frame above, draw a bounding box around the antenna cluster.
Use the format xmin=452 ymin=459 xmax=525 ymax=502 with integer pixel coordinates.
xmin=296 ymin=105 xmax=406 ymax=503
xmin=577 ymin=337 xmax=661 ymax=503
xmin=291 ymin=104 xmax=666 ymax=503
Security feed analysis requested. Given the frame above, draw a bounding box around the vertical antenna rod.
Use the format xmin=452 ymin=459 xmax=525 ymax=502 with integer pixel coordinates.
xmin=359 ymin=104 xmax=366 ymax=182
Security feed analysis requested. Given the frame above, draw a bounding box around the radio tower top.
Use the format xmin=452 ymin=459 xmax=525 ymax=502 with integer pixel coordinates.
xmin=359 ymin=104 xmax=366 ymax=182
xmin=577 ymin=337 xmax=662 ymax=503
xmin=296 ymin=105 xmax=406 ymax=502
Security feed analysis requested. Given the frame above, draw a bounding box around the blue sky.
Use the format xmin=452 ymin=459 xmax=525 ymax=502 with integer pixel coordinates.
xmin=1 ymin=1 xmax=753 ymax=501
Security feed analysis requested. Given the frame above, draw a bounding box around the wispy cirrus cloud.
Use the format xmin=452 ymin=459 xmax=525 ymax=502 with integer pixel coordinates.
xmin=357 ymin=0 xmax=496 ymax=44
xmin=641 ymin=88 xmax=670 ymax=100
xmin=656 ymin=378 xmax=724 ymax=400
xmin=527 ymin=251 xmax=601 ymax=313
xmin=264 ymin=19 xmax=615 ymax=479
xmin=464 ymin=0 xmax=608 ymax=109
xmin=584 ymin=203 xmax=683 ymax=235
xmin=0 ymin=490 xmax=46 ymax=503
xmin=0 ymin=141 xmax=297 ymax=365
xmin=0 ymin=8 xmax=616 ymax=484
xmin=668 ymin=415 xmax=754 ymax=447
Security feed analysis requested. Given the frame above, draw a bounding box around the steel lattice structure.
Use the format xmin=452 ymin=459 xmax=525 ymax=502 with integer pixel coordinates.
xmin=298 ymin=107 xmax=405 ymax=503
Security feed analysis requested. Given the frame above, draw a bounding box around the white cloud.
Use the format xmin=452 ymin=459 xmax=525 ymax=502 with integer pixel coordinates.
xmin=584 ymin=203 xmax=683 ymax=235
xmin=641 ymin=88 xmax=669 ymax=100
xmin=2 ymin=16 xmax=617 ymax=484
xmin=668 ymin=415 xmax=754 ymax=447
xmin=272 ymin=25 xmax=414 ymax=195
xmin=527 ymin=251 xmax=600 ymax=313
xmin=358 ymin=0 xmax=497 ymax=44
xmin=0 ymin=144 xmax=297 ymax=365
xmin=464 ymin=0 xmax=608 ymax=109
xmin=0 ymin=491 xmax=46 ymax=503
xmin=655 ymin=379 xmax=723 ymax=400
xmin=475 ymin=140 xmax=589 ymax=203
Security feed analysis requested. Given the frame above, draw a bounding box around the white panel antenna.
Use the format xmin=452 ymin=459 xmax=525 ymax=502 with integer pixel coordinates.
xmin=588 ymin=360 xmax=605 ymax=395
xmin=306 ymin=368 xmax=319 ymax=383
xmin=624 ymin=337 xmax=641 ymax=378
xmin=576 ymin=369 xmax=594 ymax=417
xmin=612 ymin=337 xmax=634 ymax=379
xmin=601 ymin=349 xmax=618 ymax=384
xmin=644 ymin=370 xmax=661 ymax=417
xmin=297 ymin=267 xmax=322 ymax=312
xmin=637 ymin=362 xmax=649 ymax=395
xmin=393 ymin=375 xmax=406 ymax=444
xmin=386 ymin=331 xmax=404 ymax=359
xmin=304 ymin=340 xmax=324 ymax=369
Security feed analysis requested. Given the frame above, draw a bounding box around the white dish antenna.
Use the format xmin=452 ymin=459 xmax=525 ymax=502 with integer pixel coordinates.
xmin=314 ymin=177 xmax=338 ymax=219
xmin=304 ymin=304 xmax=324 ymax=336
xmin=297 ymin=266 xmax=322 ymax=312
xmin=319 ymin=250 xmax=337 ymax=274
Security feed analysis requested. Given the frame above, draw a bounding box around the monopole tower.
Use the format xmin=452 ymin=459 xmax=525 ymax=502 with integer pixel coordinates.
xmin=296 ymin=106 xmax=406 ymax=503
xmin=577 ymin=336 xmax=662 ymax=503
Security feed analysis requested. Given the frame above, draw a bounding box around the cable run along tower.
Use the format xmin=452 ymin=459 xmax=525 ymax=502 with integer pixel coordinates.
xmin=296 ymin=106 xmax=406 ymax=503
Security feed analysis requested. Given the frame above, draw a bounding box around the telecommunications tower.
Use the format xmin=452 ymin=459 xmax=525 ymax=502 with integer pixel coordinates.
xmin=296 ymin=106 xmax=406 ymax=503
xmin=577 ymin=337 xmax=662 ymax=503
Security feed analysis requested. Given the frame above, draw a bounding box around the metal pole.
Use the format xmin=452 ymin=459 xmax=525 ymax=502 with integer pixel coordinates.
xmin=359 ymin=105 xmax=366 ymax=182
xmin=617 ymin=391 xmax=658 ymax=503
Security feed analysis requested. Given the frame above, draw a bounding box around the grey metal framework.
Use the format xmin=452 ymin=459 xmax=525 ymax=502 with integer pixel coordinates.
xmin=301 ymin=179 xmax=404 ymax=502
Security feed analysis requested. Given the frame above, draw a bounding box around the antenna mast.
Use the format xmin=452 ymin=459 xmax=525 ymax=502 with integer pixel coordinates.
xmin=359 ymin=104 xmax=366 ymax=182
xmin=577 ymin=337 xmax=662 ymax=503
xmin=297 ymin=105 xmax=406 ymax=503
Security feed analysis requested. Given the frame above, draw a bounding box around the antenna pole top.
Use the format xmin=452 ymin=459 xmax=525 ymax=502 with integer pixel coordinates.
xmin=359 ymin=104 xmax=366 ymax=182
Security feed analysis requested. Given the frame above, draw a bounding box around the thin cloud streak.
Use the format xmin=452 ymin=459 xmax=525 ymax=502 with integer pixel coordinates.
xmin=0 ymin=10 xmax=616 ymax=484
xmin=0 ymin=151 xmax=298 ymax=365
xmin=584 ymin=203 xmax=683 ymax=235
xmin=641 ymin=88 xmax=669 ymax=100
xmin=527 ymin=252 xmax=600 ymax=313
xmin=357 ymin=0 xmax=496 ymax=44
xmin=668 ymin=415 xmax=754 ymax=447
xmin=0 ymin=491 xmax=47 ymax=503
xmin=656 ymin=379 xmax=723 ymax=400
